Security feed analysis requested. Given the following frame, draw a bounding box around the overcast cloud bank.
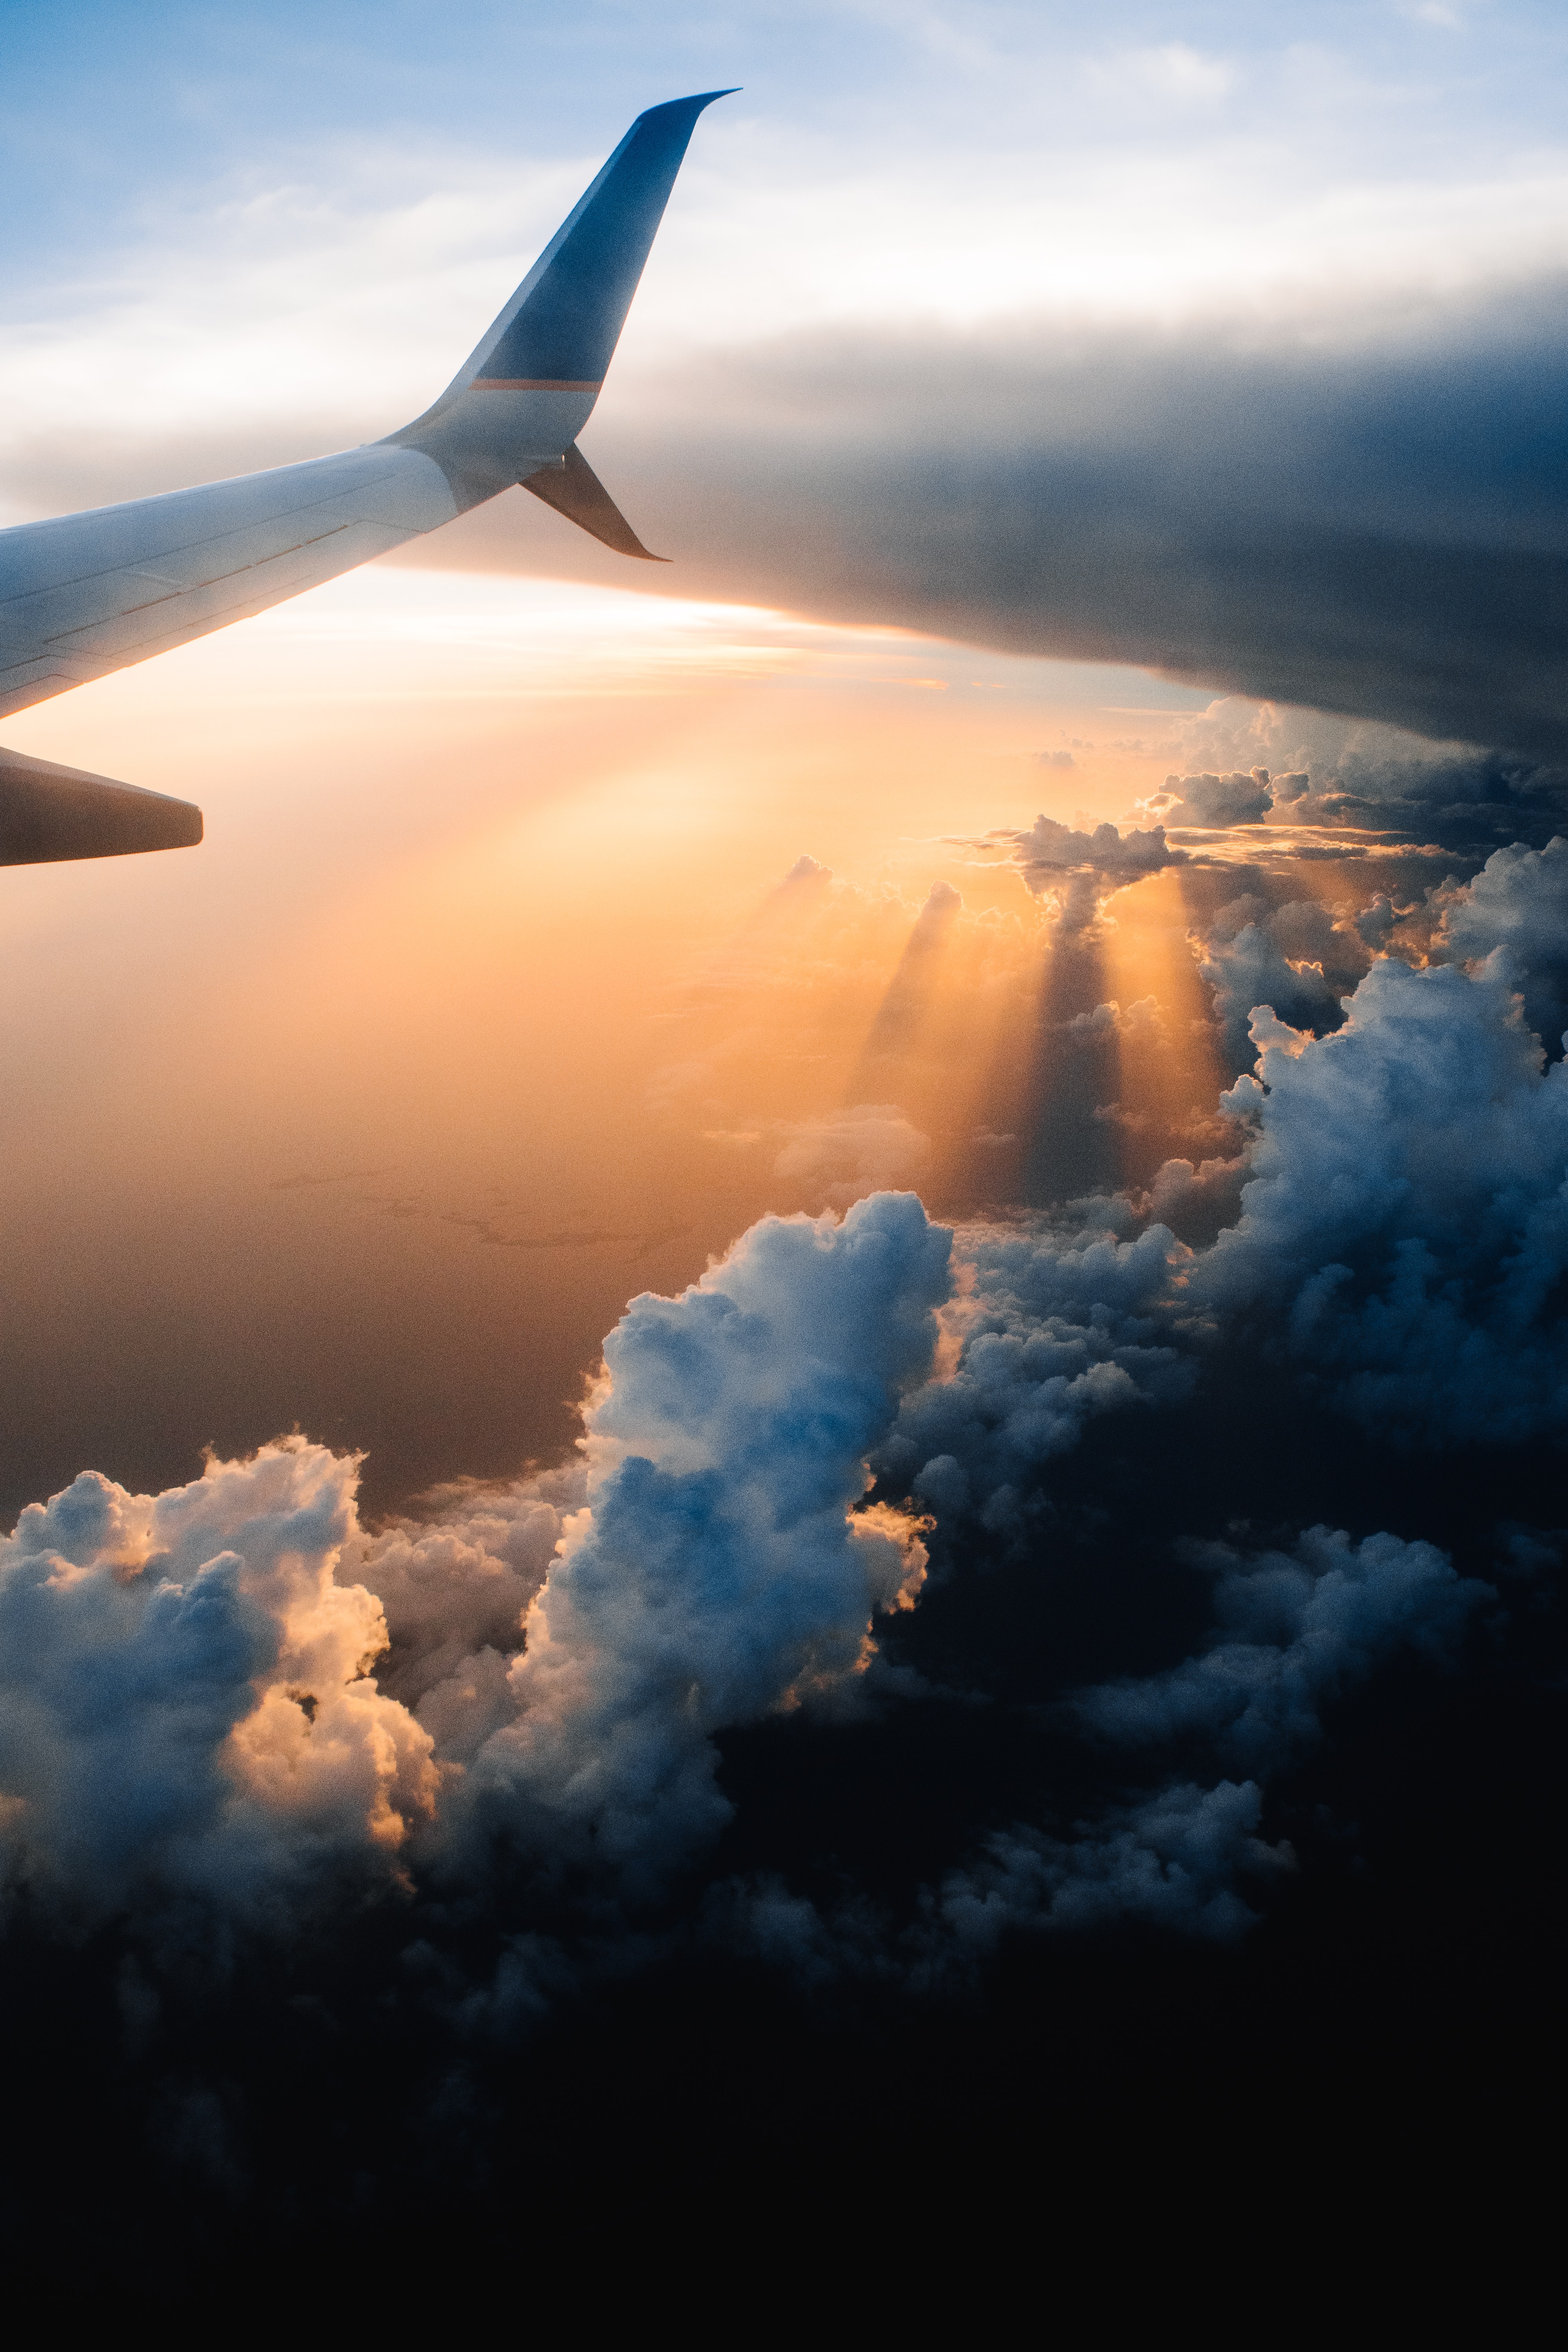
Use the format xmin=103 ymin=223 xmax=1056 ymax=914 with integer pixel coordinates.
xmin=481 ymin=299 xmax=1568 ymax=762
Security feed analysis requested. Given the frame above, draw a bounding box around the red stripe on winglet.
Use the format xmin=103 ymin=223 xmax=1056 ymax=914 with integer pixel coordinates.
xmin=471 ymin=378 xmax=603 ymax=391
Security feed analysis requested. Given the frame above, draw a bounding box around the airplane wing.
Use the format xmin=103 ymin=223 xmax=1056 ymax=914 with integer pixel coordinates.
xmin=0 ymin=89 xmax=733 ymax=864
xmin=1 ymin=745 xmax=201 ymax=864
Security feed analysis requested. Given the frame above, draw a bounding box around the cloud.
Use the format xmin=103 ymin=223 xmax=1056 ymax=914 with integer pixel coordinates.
xmin=748 ymin=1520 xmax=1490 ymax=1976
xmin=867 ymin=912 xmax=1568 ymax=1503
xmin=1141 ymin=699 xmax=1568 ymax=853
xmin=354 ymin=1463 xmax=585 ymax=1755
xmin=713 ymin=1773 xmax=1289 ymax=1982
xmin=877 ymin=1218 xmax=1194 ymax=1535
xmin=926 ymin=1780 xmax=1290 ymax=1952
xmin=1077 ymin=1525 xmax=1488 ymax=1770
xmin=562 ymin=299 xmax=1568 ymax=763
xmin=15 ymin=273 xmax=1568 ymax=779
xmin=0 ymin=1440 xmax=439 ymax=1932
xmin=0 ymin=1197 xmax=952 ymax=1931
xmin=30 ymin=1083 xmax=1506 ymax=1958
xmin=11 ymin=66 xmax=1568 ymax=765
xmin=928 ymin=1523 xmax=1488 ymax=1952
xmin=772 ymin=1104 xmax=932 ymax=1205
xmin=1005 ymin=813 xmax=1186 ymax=891
xmin=8 ymin=827 xmax=1568 ymax=2008
xmin=1157 ymin=768 xmax=1273 ymax=826
xmin=1189 ymin=958 xmax=1568 ymax=1442
xmin=13 ymin=28 xmax=1568 ymax=2250
xmin=1134 ymin=1151 xmax=1248 ymax=1245
xmin=950 ymin=814 xmax=1187 ymax=937
xmin=0 ymin=960 xmax=1552 ymax=2061
xmin=23 ymin=280 xmax=1568 ymax=772
xmin=1112 ymin=43 xmax=1238 ymax=107
xmin=1428 ymin=835 xmax=1568 ymax=1053
xmin=447 ymin=1193 xmax=951 ymax=1895
xmin=1195 ymin=893 xmax=1369 ymax=1071
xmin=1062 ymin=996 xmax=1163 ymax=1039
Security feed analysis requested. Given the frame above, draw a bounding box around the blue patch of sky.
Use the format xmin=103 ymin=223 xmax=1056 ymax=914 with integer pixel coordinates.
xmin=6 ymin=0 xmax=1568 ymax=296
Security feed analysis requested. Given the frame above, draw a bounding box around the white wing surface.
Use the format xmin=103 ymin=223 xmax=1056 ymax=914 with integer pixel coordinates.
xmin=0 ymin=448 xmax=457 ymax=721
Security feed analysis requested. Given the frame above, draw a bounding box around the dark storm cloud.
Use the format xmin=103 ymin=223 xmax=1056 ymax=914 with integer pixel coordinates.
xmin=561 ymin=285 xmax=1568 ymax=763
xmin=17 ymin=274 xmax=1568 ymax=792
xmin=1260 ymin=744 xmax=1568 ymax=856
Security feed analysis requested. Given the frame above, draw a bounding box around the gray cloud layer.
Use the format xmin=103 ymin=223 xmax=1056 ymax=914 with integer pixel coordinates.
xmin=505 ymin=292 xmax=1568 ymax=760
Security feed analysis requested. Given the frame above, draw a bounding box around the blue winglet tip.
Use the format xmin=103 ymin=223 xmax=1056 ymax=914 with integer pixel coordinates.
xmin=639 ymin=88 xmax=741 ymax=121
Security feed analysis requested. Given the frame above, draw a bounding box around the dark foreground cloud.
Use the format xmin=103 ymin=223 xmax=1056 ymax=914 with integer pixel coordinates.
xmin=4 ymin=955 xmax=1539 ymax=1958
xmin=7 ymin=825 xmax=1568 ymax=2284
xmin=4 ymin=931 xmax=1559 ymax=1930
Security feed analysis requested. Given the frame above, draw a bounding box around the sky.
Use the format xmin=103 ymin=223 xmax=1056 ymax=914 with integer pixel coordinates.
xmin=4 ymin=0 xmax=1568 ymax=2298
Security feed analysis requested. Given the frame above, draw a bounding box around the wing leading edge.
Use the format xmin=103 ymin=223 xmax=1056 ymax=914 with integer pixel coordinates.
xmin=0 ymin=89 xmax=732 ymax=862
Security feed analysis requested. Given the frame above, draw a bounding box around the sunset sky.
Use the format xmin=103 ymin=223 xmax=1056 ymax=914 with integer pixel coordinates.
xmin=5 ymin=2 xmax=1568 ymax=2294
xmin=9 ymin=0 xmax=1558 ymax=1507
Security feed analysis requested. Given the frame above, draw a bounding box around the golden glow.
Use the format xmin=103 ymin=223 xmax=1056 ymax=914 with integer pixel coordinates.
xmin=0 ymin=563 xmax=1269 ymax=1505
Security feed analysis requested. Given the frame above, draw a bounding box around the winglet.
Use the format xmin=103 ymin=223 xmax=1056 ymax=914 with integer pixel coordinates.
xmin=521 ymin=444 xmax=669 ymax=561
xmin=466 ymin=91 xmax=739 ymax=394
xmin=0 ymin=746 xmax=203 ymax=865
xmin=389 ymin=91 xmax=737 ymax=503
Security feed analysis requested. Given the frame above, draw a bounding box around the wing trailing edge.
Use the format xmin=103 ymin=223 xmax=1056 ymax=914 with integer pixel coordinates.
xmin=0 ymin=746 xmax=203 ymax=866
